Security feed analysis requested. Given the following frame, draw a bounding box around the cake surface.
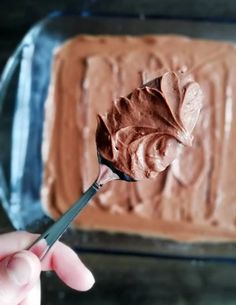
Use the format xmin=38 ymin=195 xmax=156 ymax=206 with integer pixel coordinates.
xmin=42 ymin=35 xmax=236 ymax=242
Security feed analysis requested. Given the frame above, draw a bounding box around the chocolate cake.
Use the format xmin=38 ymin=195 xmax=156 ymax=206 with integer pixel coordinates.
xmin=41 ymin=35 xmax=236 ymax=242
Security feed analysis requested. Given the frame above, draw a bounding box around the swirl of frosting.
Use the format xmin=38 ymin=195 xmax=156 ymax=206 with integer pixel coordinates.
xmin=96 ymin=71 xmax=203 ymax=180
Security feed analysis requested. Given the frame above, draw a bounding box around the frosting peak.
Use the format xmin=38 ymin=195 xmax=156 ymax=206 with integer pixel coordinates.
xmin=96 ymin=71 xmax=203 ymax=180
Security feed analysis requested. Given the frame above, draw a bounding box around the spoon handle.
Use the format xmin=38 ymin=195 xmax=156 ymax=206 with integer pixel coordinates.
xmin=29 ymin=181 xmax=100 ymax=260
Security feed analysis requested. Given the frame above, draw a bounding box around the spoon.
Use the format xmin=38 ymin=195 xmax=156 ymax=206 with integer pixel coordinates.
xmin=29 ymin=154 xmax=135 ymax=260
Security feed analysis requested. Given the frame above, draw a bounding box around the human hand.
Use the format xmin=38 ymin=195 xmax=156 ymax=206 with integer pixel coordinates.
xmin=0 ymin=231 xmax=95 ymax=305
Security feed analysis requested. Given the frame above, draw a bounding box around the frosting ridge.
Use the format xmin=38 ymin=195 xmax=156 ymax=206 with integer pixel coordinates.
xmin=96 ymin=71 xmax=202 ymax=180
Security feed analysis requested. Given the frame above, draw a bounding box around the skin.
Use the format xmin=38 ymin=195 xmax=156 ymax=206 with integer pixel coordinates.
xmin=0 ymin=231 xmax=95 ymax=305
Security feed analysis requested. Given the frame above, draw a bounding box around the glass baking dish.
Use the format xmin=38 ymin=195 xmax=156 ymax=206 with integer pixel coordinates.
xmin=1 ymin=12 xmax=236 ymax=304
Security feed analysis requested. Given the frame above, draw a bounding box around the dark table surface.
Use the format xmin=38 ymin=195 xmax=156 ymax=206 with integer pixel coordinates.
xmin=2 ymin=1 xmax=236 ymax=304
xmin=2 ymin=0 xmax=236 ymax=70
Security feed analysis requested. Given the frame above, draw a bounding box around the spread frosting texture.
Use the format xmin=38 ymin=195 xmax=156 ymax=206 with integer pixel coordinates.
xmin=41 ymin=35 xmax=236 ymax=242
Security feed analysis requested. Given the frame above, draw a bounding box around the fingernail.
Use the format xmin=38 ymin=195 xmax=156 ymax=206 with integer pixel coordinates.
xmin=6 ymin=253 xmax=32 ymax=286
xmin=88 ymin=269 xmax=95 ymax=286
xmin=85 ymin=268 xmax=95 ymax=289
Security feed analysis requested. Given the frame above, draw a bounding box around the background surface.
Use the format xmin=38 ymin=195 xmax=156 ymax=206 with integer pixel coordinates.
xmin=2 ymin=0 xmax=236 ymax=70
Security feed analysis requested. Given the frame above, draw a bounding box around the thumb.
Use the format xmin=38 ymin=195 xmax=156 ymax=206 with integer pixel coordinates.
xmin=0 ymin=250 xmax=41 ymax=305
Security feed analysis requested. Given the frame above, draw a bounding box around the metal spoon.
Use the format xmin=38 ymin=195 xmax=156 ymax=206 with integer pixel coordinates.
xmin=29 ymin=154 xmax=135 ymax=260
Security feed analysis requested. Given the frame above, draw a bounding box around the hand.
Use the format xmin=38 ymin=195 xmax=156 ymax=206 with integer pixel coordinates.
xmin=0 ymin=231 xmax=95 ymax=305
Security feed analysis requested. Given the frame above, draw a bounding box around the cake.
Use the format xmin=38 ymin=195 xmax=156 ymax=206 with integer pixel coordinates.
xmin=41 ymin=35 xmax=236 ymax=242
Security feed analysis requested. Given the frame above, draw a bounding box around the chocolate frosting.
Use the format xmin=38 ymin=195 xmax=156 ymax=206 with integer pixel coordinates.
xmin=41 ymin=35 xmax=236 ymax=242
xmin=96 ymin=72 xmax=202 ymax=180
